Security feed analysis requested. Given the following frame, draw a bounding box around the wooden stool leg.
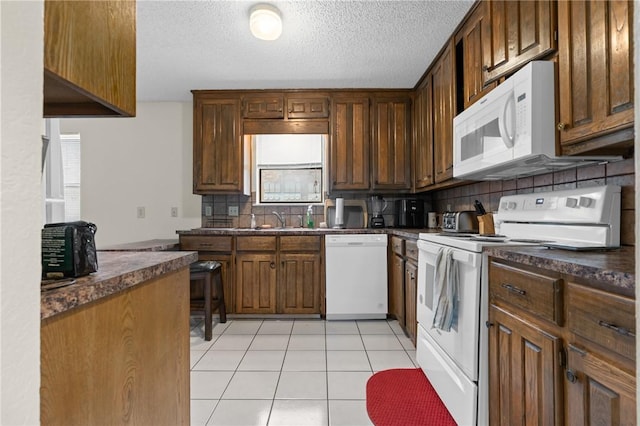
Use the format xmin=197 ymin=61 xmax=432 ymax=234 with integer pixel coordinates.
xmin=214 ymin=269 xmax=226 ymax=323
xmin=204 ymin=274 xmax=212 ymax=341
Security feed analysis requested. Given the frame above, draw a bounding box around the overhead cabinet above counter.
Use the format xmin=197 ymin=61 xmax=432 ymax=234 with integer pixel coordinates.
xmin=192 ymin=0 xmax=634 ymax=196
xmin=43 ymin=0 xmax=136 ymax=117
xmin=192 ymin=89 xmax=412 ymax=195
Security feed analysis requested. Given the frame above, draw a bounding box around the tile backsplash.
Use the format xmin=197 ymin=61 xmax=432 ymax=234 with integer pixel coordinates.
xmin=200 ymin=158 xmax=634 ymax=245
xmin=432 ymin=158 xmax=635 ymax=246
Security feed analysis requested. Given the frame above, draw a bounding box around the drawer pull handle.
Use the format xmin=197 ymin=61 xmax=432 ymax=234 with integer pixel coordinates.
xmin=200 ymin=243 xmax=213 ymax=247
xmin=566 ymin=369 xmax=578 ymax=383
xmin=501 ymin=283 xmax=526 ymax=296
xmin=598 ymin=320 xmax=636 ymax=338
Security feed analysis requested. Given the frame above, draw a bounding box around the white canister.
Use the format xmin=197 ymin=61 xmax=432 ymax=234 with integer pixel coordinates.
xmin=334 ymin=198 xmax=345 ymax=228
xmin=428 ymin=212 xmax=438 ymax=228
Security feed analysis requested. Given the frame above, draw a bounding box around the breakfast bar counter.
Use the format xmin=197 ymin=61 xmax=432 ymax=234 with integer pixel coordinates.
xmin=41 ymin=250 xmax=197 ymax=425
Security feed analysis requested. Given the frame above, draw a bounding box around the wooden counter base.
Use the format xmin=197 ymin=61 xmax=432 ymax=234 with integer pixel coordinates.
xmin=41 ymin=268 xmax=190 ymax=425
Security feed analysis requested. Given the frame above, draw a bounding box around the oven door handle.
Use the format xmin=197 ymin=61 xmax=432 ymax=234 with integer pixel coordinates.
xmin=417 ymin=240 xmax=477 ymax=267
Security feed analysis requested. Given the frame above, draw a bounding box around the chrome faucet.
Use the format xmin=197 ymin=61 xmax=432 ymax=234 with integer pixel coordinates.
xmin=272 ymin=211 xmax=286 ymax=228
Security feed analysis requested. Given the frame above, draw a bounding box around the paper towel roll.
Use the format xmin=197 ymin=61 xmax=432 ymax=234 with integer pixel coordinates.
xmin=334 ymin=198 xmax=345 ymax=228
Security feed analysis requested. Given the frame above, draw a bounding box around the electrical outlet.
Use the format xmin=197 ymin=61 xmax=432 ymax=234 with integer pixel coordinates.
xmin=137 ymin=206 xmax=145 ymax=219
xmin=205 ymin=206 xmax=213 ymax=216
xmin=171 ymin=207 xmax=178 ymax=217
xmin=228 ymin=206 xmax=239 ymax=217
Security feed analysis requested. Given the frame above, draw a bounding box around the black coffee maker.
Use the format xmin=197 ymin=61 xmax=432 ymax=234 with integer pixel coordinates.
xmin=369 ymin=195 xmax=387 ymax=228
xmin=396 ymin=199 xmax=425 ymax=228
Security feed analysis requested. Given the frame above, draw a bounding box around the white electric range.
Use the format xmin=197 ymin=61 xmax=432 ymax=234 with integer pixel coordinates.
xmin=415 ymin=185 xmax=621 ymax=426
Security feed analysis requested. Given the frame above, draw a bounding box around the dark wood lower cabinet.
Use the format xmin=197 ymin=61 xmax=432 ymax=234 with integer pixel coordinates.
xmin=404 ymin=259 xmax=417 ymax=346
xmin=279 ymin=253 xmax=321 ymax=314
xmin=489 ymin=258 xmax=636 ymax=425
xmin=389 ymin=252 xmax=405 ymax=328
xmin=566 ymin=344 xmax=637 ymax=425
xmin=235 ymin=252 xmax=277 ymax=314
xmin=488 ymin=305 xmax=563 ymax=426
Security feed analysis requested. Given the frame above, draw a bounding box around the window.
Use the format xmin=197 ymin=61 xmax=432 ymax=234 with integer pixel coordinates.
xmin=42 ymin=119 xmax=81 ymax=223
xmin=253 ymin=134 xmax=325 ymax=205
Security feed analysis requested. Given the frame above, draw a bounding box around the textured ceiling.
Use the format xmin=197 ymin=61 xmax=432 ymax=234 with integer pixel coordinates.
xmin=136 ymin=0 xmax=475 ymax=102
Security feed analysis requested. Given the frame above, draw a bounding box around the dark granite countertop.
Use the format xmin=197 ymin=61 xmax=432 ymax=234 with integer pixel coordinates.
xmin=176 ymin=227 xmax=429 ymax=239
xmin=100 ymin=239 xmax=180 ymax=251
xmin=41 ymin=250 xmax=198 ymax=320
xmin=486 ymin=245 xmax=635 ymax=298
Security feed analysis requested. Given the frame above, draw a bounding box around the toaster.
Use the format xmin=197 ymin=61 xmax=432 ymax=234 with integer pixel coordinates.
xmin=441 ymin=211 xmax=479 ymax=233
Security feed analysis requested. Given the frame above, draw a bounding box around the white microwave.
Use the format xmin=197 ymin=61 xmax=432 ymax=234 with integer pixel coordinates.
xmin=453 ymin=61 xmax=557 ymax=180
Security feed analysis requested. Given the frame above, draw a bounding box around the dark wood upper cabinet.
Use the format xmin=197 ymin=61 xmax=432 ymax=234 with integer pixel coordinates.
xmin=557 ymin=0 xmax=634 ymax=155
xmin=192 ymin=94 xmax=243 ymax=194
xmin=432 ymin=41 xmax=456 ymax=184
xmin=455 ymin=1 xmax=496 ymax=110
xmin=44 ymin=0 xmax=136 ymax=117
xmin=371 ymin=95 xmax=412 ymax=190
xmin=330 ymin=95 xmax=370 ymax=191
xmin=482 ymin=0 xmax=557 ymax=84
xmin=413 ymin=76 xmax=434 ymax=191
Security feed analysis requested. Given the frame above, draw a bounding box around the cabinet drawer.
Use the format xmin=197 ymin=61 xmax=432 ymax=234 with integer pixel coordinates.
xmin=280 ymin=235 xmax=321 ymax=252
xmin=180 ymin=235 xmax=232 ymax=252
xmin=405 ymin=240 xmax=418 ymax=261
xmin=489 ymin=261 xmax=563 ymax=325
xmin=391 ymin=236 xmax=405 ymax=256
xmin=568 ymin=283 xmax=635 ymax=361
xmin=236 ymin=236 xmax=277 ymax=251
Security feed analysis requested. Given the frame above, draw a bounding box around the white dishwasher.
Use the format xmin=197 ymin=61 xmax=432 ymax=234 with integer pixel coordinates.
xmin=325 ymin=234 xmax=388 ymax=320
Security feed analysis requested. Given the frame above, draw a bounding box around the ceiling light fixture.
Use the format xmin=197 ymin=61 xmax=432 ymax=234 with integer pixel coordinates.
xmin=249 ymin=4 xmax=282 ymax=41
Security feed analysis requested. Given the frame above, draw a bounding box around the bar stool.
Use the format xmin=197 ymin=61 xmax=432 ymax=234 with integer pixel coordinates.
xmin=189 ymin=260 xmax=226 ymax=341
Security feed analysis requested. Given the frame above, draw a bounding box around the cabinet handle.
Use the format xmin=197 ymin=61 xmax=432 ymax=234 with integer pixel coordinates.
xmin=598 ymin=320 xmax=636 ymax=338
xmin=199 ymin=243 xmax=213 ymax=247
xmin=565 ymin=369 xmax=578 ymax=383
xmin=482 ymin=65 xmax=489 ymax=71
xmin=485 ymin=321 xmax=494 ymax=328
xmin=557 ymin=122 xmax=566 ymax=131
xmin=501 ymin=283 xmax=526 ymax=296
xmin=270 ymin=262 xmax=276 ymax=269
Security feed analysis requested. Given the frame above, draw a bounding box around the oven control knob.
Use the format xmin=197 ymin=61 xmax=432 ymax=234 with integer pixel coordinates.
xmin=579 ymin=196 xmax=593 ymax=208
xmin=565 ymin=197 xmax=578 ymax=208
xmin=506 ymin=202 xmax=517 ymax=210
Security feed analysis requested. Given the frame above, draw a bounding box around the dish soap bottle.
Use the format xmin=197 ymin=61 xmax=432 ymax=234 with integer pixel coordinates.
xmin=306 ymin=205 xmax=314 ymax=229
xmin=250 ymin=213 xmax=256 ymax=229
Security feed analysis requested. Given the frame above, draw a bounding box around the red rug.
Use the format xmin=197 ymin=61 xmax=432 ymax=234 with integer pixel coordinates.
xmin=366 ymin=368 xmax=457 ymax=426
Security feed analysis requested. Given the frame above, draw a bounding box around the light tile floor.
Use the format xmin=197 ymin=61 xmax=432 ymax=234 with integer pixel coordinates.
xmin=189 ymin=317 xmax=417 ymax=426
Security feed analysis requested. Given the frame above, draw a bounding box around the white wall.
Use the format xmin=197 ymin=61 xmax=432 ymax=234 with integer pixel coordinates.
xmin=0 ymin=1 xmax=43 ymax=424
xmin=61 ymin=103 xmax=201 ymax=247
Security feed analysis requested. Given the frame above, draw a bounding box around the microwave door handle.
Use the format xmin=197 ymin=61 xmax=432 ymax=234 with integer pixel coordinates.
xmin=499 ymin=92 xmax=516 ymax=148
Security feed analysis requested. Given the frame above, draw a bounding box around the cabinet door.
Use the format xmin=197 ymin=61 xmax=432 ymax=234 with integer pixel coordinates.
xmin=193 ymin=97 xmax=243 ymax=193
xmin=488 ymin=305 xmax=563 ymax=425
xmin=404 ymin=260 xmax=417 ymax=346
xmin=287 ymin=97 xmax=330 ymax=119
xmin=243 ymin=96 xmax=284 ymax=119
xmin=330 ymin=96 xmax=370 ymax=191
xmin=482 ymin=0 xmax=557 ymax=84
xmin=432 ymin=41 xmax=456 ymax=184
xmin=389 ymin=253 xmax=405 ymax=328
xmin=235 ymin=253 xmax=277 ymax=314
xmin=371 ymin=96 xmax=412 ymax=190
xmin=279 ymin=253 xmax=321 ymax=314
xmin=557 ymin=0 xmax=634 ymax=153
xmin=413 ymin=77 xmax=434 ymax=190
xmin=44 ymin=0 xmax=136 ymax=117
xmin=566 ymin=344 xmax=636 ymax=426
xmin=455 ymin=1 xmax=496 ymax=109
